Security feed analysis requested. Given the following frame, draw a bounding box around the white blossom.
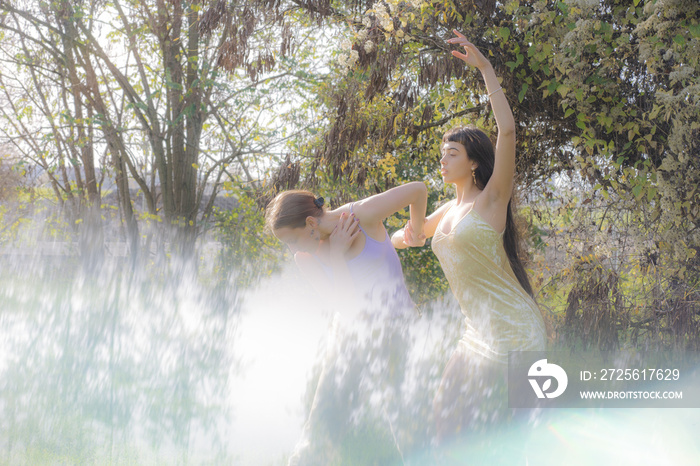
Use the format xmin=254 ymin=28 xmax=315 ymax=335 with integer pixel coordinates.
xmin=568 ymin=0 xmax=599 ymax=10
xmin=357 ymin=28 xmax=368 ymax=42
xmin=348 ymin=50 xmax=359 ymax=66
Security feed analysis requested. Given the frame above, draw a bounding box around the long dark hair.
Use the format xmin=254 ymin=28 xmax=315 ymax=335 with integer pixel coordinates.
xmin=442 ymin=126 xmax=534 ymax=298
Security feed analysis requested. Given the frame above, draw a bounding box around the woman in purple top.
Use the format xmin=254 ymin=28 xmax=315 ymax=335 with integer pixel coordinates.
xmin=265 ymin=182 xmax=427 ymax=465
xmin=266 ymin=181 xmax=427 ymax=318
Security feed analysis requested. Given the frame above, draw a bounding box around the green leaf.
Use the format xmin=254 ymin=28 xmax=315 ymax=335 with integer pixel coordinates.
xmin=648 ymin=104 xmax=661 ymax=120
xmin=499 ymin=27 xmax=511 ymax=42
xmin=647 ymin=187 xmax=657 ymax=202
xmin=690 ymin=24 xmax=700 ymax=38
xmin=673 ymin=34 xmax=685 ymax=46
xmin=632 ymin=184 xmax=643 ymax=199
xmin=518 ymin=83 xmax=528 ymax=102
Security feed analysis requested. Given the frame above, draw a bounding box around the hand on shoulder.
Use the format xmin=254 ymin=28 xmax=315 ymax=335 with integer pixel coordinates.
xmin=328 ymin=212 xmax=361 ymax=260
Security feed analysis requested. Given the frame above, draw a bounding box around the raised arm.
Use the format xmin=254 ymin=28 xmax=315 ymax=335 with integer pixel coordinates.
xmin=352 ymin=181 xmax=428 ymax=240
xmin=448 ymin=30 xmax=516 ymax=210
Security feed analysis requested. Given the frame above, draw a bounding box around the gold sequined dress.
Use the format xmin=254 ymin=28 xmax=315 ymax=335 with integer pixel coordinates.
xmin=432 ymin=207 xmax=546 ymax=364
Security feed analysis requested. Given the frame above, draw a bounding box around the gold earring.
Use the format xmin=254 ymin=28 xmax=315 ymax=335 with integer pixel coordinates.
xmin=472 ymin=169 xmax=477 ymax=185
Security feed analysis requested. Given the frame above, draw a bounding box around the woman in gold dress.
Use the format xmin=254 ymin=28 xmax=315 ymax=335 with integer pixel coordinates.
xmin=392 ymin=30 xmax=547 ymax=442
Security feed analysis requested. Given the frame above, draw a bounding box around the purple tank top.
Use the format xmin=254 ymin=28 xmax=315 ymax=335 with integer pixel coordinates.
xmin=315 ymin=204 xmax=416 ymax=318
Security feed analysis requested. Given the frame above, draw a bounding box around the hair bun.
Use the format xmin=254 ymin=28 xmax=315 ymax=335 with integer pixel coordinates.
xmin=313 ymin=197 xmax=325 ymax=208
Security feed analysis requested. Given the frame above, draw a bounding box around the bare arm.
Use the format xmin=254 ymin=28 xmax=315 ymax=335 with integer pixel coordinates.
xmin=392 ymin=199 xmax=454 ymax=249
xmin=353 ymin=181 xmax=428 ymax=240
xmin=448 ymin=30 xmax=515 ymax=212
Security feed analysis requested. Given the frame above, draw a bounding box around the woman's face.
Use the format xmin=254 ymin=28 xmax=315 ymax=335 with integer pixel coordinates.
xmin=440 ymin=141 xmax=475 ymax=184
xmin=274 ymin=222 xmax=319 ymax=254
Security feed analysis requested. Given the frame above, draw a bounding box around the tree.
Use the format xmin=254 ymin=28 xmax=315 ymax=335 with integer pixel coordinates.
xmin=0 ymin=0 xmax=323 ymax=258
xmin=284 ymin=0 xmax=699 ymax=342
xmin=0 ymin=0 xmax=107 ymax=263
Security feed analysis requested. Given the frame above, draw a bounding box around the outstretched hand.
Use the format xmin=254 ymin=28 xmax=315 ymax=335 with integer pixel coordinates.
xmin=403 ymin=220 xmax=426 ymax=247
xmin=329 ymin=213 xmax=361 ymax=260
xmin=446 ymin=30 xmax=490 ymax=71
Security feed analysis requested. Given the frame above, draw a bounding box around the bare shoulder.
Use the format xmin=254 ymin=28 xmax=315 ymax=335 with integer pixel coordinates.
xmin=423 ymin=198 xmax=456 ymax=238
xmin=345 ymin=199 xmax=386 ymax=241
xmin=428 ymin=198 xmax=457 ymax=221
xmin=343 ymin=198 xmax=381 ymax=228
xmin=436 ymin=198 xmax=457 ymax=212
